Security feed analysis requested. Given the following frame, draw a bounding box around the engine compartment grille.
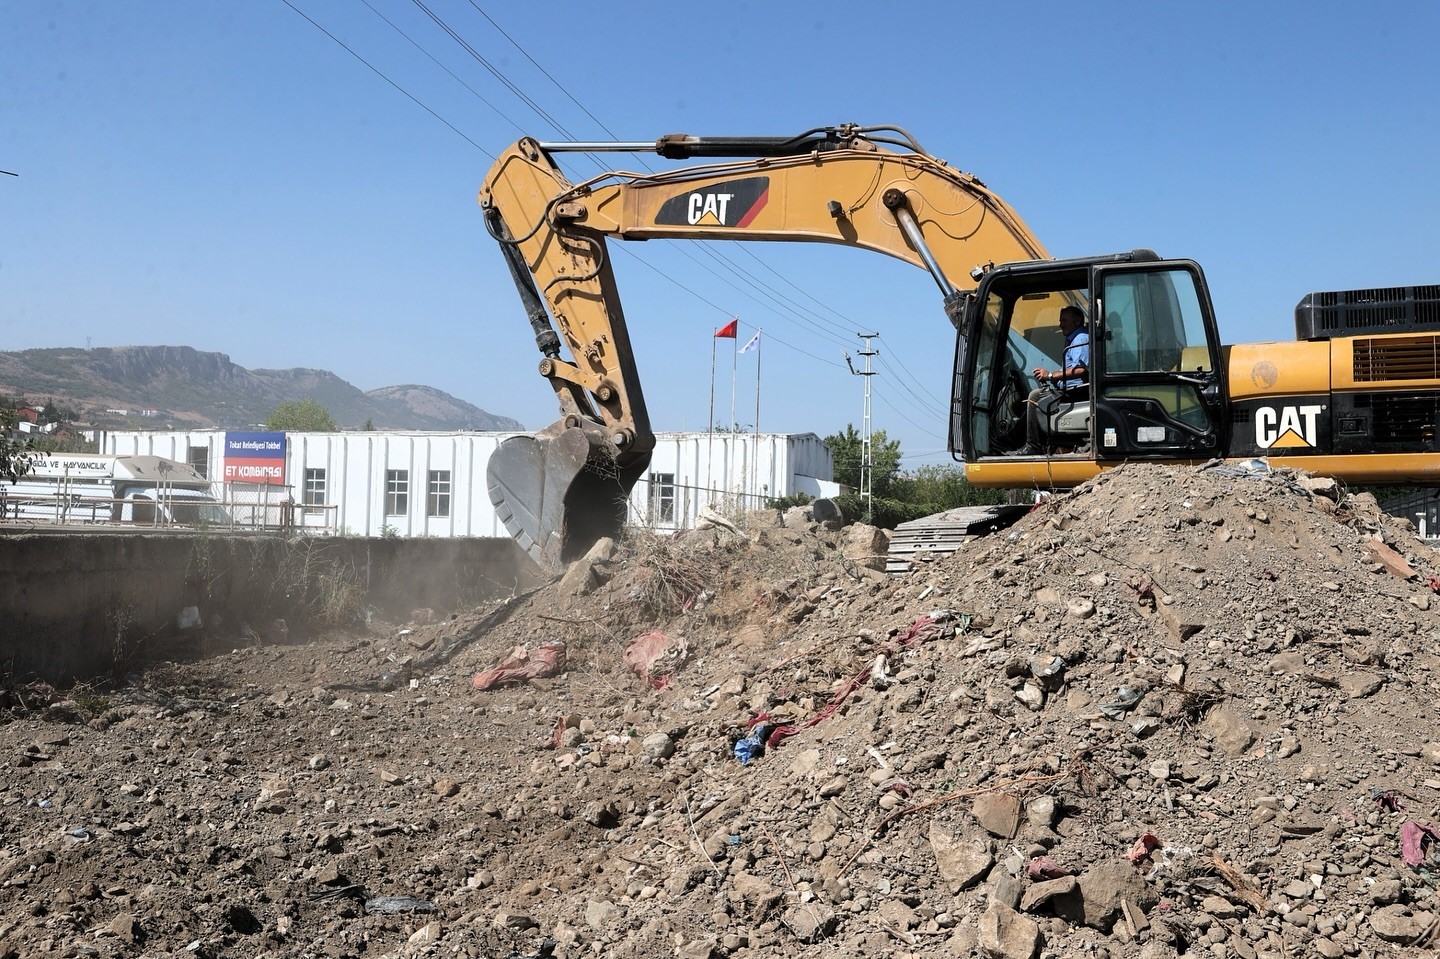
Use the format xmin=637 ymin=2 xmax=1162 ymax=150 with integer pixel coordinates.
xmin=1352 ymin=334 xmax=1440 ymax=382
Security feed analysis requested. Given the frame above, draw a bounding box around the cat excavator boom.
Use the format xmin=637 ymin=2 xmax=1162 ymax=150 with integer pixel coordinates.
xmin=482 ymin=123 xmax=1440 ymax=572
xmin=479 ymin=123 xmax=1049 ymax=570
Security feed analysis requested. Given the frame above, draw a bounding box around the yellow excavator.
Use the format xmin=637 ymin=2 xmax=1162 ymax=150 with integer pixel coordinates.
xmin=480 ymin=123 xmax=1440 ymax=570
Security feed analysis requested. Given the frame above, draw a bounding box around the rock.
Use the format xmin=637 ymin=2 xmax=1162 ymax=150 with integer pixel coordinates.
xmin=1018 ymin=876 xmax=1081 ymax=919
xmin=585 ymin=899 xmax=623 ymax=928
xmin=841 ymin=523 xmax=889 ymax=571
xmin=973 ymin=792 xmax=1022 ymax=839
xmin=1338 ymin=673 xmax=1382 ymax=699
xmin=1203 ymin=703 xmax=1255 ymax=757
xmin=494 ymin=911 xmax=538 ymax=931
xmin=408 ymin=922 xmax=442 ymax=945
xmin=433 ymin=779 xmax=460 ymax=798
xmin=929 ymin=823 xmax=993 ymax=892
xmin=109 ymin=913 xmax=142 ymax=943
xmin=1370 ymin=904 xmax=1435 ymax=943
xmin=640 ymin=732 xmax=674 ymax=760
xmin=978 ymin=902 xmax=1041 ymax=959
xmin=1075 ymin=861 xmax=1157 ymax=931
xmin=730 ymin=872 xmax=784 ymax=913
xmin=781 ymin=505 xmax=815 ymax=529
xmin=782 ymin=902 xmax=835 ymax=941
xmin=559 ymin=537 xmax=616 ymax=595
xmin=1201 ymin=896 xmax=1236 ymax=918
xmin=1369 ymin=878 xmax=1403 ymax=906
xmin=677 ymin=936 xmax=719 ymax=959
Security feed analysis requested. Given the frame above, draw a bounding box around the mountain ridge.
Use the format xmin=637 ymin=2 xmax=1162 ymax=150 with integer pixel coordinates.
xmin=0 ymin=345 xmax=524 ymax=431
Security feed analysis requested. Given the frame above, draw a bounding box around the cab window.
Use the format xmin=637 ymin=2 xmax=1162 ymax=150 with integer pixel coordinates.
xmin=1102 ymin=269 xmax=1211 ymax=374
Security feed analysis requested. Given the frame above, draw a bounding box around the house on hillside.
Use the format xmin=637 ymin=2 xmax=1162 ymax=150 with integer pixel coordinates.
xmin=100 ymin=429 xmax=839 ymax=538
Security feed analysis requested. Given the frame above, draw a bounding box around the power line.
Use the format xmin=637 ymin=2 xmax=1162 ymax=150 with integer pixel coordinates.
xmin=278 ymin=0 xmax=493 ymax=158
xmin=359 ymin=0 xmax=526 ymax=136
xmin=411 ymin=0 xmax=575 ymax=140
xmin=465 ymin=2 xmax=622 ymax=140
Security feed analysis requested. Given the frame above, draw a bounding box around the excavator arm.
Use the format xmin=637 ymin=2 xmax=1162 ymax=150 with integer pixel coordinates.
xmin=479 ymin=123 xmax=1051 ymax=570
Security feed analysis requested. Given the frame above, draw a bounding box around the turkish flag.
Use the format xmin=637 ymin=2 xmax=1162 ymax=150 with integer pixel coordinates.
xmin=715 ymin=318 xmax=738 ymax=338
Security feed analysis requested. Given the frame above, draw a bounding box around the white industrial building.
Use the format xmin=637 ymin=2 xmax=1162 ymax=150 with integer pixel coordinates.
xmin=99 ymin=429 xmax=838 ymax=538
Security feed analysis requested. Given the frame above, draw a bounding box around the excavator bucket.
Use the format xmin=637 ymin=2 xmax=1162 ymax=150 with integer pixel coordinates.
xmin=486 ymin=423 xmax=647 ymax=573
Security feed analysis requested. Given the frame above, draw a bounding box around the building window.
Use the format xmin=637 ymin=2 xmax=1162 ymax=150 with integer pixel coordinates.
xmin=385 ymin=470 xmax=408 ymax=516
xmin=187 ymin=446 xmax=209 ymax=478
xmin=650 ymin=472 xmax=676 ymax=523
xmin=427 ymin=470 xmax=451 ymax=518
xmin=303 ymin=468 xmax=327 ymax=506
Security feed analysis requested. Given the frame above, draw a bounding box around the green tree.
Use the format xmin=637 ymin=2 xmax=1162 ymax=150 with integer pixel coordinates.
xmin=823 ymin=425 xmax=902 ymax=496
xmin=887 ymin=464 xmax=1006 ymax=509
xmin=265 ymin=399 xmax=338 ymax=432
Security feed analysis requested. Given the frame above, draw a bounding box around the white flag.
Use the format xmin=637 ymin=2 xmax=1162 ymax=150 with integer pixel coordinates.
xmin=738 ymin=330 xmax=761 ymax=354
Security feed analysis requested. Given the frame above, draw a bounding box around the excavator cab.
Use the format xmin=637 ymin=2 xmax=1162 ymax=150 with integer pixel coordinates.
xmin=954 ymin=252 xmax=1230 ymax=477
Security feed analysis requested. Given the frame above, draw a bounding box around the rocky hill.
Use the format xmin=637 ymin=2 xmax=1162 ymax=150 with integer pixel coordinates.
xmin=0 ymin=346 xmax=524 ymax=431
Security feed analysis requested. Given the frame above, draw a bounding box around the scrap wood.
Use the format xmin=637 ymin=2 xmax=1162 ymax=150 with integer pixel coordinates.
xmin=1208 ymin=856 xmax=1267 ymax=912
xmin=836 ymin=771 xmax=1066 ymax=879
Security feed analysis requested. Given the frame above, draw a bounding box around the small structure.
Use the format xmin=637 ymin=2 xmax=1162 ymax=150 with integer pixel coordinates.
xmin=100 ymin=429 xmax=837 ymax=538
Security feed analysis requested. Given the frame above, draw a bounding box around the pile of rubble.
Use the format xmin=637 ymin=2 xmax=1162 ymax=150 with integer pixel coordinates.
xmin=3 ymin=462 xmax=1440 ymax=959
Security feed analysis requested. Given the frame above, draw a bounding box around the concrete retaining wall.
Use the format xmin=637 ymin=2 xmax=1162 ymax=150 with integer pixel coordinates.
xmin=0 ymin=533 xmax=542 ymax=684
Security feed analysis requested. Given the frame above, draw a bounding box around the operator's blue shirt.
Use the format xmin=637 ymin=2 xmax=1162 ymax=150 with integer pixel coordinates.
xmin=1059 ymin=328 xmax=1090 ymax=391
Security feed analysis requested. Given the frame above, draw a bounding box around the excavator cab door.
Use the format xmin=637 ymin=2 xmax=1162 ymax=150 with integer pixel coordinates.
xmin=1089 ymin=260 xmax=1229 ymax=460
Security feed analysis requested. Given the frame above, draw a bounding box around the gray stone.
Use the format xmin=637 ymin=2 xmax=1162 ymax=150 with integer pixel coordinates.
xmin=1370 ymin=878 xmax=1403 ymax=905
xmin=973 ymin=792 xmax=1022 ymax=839
xmin=1370 ymin=904 xmax=1435 ymax=943
xmin=1075 ymin=861 xmax=1157 ymax=931
xmin=841 ymin=523 xmax=889 ymax=571
xmin=1201 ymin=896 xmax=1236 ymax=918
xmin=782 ymin=902 xmax=836 ymax=942
xmin=640 ymin=732 xmax=675 ymax=760
xmin=1338 ymin=673 xmax=1382 ymax=699
xmin=1019 ymin=876 xmax=1083 ymax=922
xmin=978 ymin=902 xmax=1041 ymax=959
xmin=989 ymin=871 xmax=1025 ymax=910
xmin=929 ymin=822 xmax=993 ymax=892
xmin=1203 ymin=703 xmax=1255 ymax=757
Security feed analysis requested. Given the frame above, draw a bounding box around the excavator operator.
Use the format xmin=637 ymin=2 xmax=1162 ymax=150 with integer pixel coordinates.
xmin=1011 ymin=305 xmax=1090 ymax=456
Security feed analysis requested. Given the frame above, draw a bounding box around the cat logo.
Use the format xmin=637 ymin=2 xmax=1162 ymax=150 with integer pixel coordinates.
xmin=1255 ymin=404 xmax=1323 ymax=449
xmin=654 ymin=176 xmax=769 ymax=228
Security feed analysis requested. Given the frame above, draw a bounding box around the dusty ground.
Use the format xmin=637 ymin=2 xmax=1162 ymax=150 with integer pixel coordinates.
xmin=4 ymin=462 xmax=1440 ymax=959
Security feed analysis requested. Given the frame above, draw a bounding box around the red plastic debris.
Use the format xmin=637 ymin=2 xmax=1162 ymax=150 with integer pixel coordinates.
xmin=471 ymin=642 xmax=567 ymax=691
xmin=1126 ymin=832 xmax=1163 ymax=866
xmin=1401 ymin=821 xmax=1440 ymax=867
xmin=1427 ymin=576 xmax=1440 ymax=595
xmin=624 ymin=630 xmax=688 ymax=689
xmin=1372 ymin=788 xmax=1404 ymax=812
xmin=1026 ymin=856 xmax=1072 ymax=880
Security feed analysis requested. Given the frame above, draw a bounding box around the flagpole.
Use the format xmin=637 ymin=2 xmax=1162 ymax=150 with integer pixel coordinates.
xmin=707 ymin=330 xmax=716 ymax=507
xmin=753 ymin=328 xmax=761 ymax=502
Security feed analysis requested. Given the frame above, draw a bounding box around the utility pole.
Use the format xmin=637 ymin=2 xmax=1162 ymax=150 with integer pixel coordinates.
xmin=845 ymin=333 xmax=880 ymax=521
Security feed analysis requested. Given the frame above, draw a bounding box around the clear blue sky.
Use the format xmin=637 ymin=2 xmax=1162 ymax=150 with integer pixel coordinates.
xmin=4 ymin=2 xmax=1438 ymax=466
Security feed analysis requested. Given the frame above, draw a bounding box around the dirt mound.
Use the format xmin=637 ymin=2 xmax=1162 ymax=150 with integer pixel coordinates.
xmin=3 ymin=463 xmax=1440 ymax=958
